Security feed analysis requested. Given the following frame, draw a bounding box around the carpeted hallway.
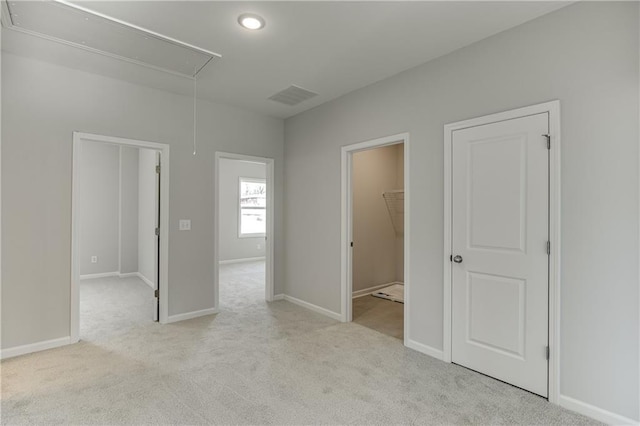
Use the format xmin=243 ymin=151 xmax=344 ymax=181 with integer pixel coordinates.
xmin=1 ymin=260 xmax=596 ymax=424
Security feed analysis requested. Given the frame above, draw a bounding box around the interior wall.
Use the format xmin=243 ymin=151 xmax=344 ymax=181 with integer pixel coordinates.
xmin=78 ymin=141 xmax=119 ymax=276
xmin=1 ymin=52 xmax=284 ymax=350
xmin=352 ymin=144 xmax=403 ymax=292
xmin=218 ymin=158 xmax=266 ymax=262
xmin=119 ymin=146 xmax=139 ymax=274
xmin=138 ymin=149 xmax=157 ymax=285
xmin=284 ymin=2 xmax=638 ymax=420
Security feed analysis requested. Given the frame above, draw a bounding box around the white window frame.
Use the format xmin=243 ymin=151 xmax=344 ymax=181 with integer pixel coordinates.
xmin=238 ymin=176 xmax=267 ymax=238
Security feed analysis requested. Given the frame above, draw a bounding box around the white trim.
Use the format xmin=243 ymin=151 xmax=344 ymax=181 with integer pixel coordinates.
xmin=272 ymin=294 xmax=285 ymax=301
xmin=352 ymin=281 xmax=403 ymax=299
xmin=118 ymin=272 xmax=138 ymax=278
xmin=214 ymin=152 xmax=275 ymax=308
xmin=72 ymin=132 xmax=171 ymax=344
xmin=219 ymin=256 xmax=266 ymax=265
xmin=165 ymin=308 xmax=219 ymax=324
xmin=406 ymin=339 xmax=444 ymax=361
xmin=117 ymin=146 xmax=123 ymax=275
xmin=558 ymin=395 xmax=639 ymax=426
xmin=0 ymin=336 xmax=72 ymax=360
xmin=79 ymin=271 xmax=119 ymax=280
xmin=137 ymin=272 xmax=154 ymax=289
xmin=442 ymin=100 xmax=561 ymax=404
xmin=340 ymin=133 xmax=410 ymax=349
xmin=283 ymin=295 xmax=342 ymax=321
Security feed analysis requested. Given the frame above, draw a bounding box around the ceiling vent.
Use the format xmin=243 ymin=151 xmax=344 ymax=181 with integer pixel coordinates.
xmin=268 ymin=85 xmax=318 ymax=106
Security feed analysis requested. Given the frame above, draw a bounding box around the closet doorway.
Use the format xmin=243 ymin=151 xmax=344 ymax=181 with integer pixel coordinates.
xmin=71 ymin=132 xmax=171 ymax=343
xmin=341 ymin=133 xmax=410 ymax=341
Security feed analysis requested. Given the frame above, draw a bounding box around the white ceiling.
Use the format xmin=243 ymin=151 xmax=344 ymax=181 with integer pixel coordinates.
xmin=1 ymin=1 xmax=570 ymax=119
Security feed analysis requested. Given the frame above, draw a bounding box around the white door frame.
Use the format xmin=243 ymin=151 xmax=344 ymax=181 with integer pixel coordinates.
xmin=214 ymin=152 xmax=275 ymax=308
xmin=340 ymin=133 xmax=410 ymax=340
xmin=443 ymin=100 xmax=561 ymax=403
xmin=71 ymin=132 xmax=171 ymax=342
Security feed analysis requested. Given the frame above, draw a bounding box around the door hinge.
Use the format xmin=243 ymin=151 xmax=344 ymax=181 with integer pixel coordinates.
xmin=155 ymin=227 xmax=160 ymax=236
xmin=154 ymin=289 xmax=159 ymax=298
xmin=547 ymin=241 xmax=551 ymax=255
xmin=450 ymin=255 xmax=453 ymax=262
xmin=543 ymin=134 xmax=551 ymax=150
xmin=156 ymin=164 xmax=161 ymax=174
xmin=350 ymin=241 xmax=353 ymax=247
xmin=545 ymin=346 xmax=550 ymax=360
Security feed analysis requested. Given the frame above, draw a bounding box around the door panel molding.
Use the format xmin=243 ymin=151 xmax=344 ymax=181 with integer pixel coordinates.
xmin=443 ymin=100 xmax=561 ymax=403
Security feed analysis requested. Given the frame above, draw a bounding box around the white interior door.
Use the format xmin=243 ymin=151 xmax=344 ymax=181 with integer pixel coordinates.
xmin=451 ymin=113 xmax=549 ymax=397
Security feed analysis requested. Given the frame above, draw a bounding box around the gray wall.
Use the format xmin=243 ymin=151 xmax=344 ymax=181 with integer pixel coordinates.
xmin=138 ymin=148 xmax=157 ymax=285
xmin=79 ymin=143 xmax=140 ymax=277
xmin=218 ymin=158 xmax=266 ymax=262
xmin=352 ymin=144 xmax=403 ymax=292
xmin=119 ymin=146 xmax=139 ymax=274
xmin=284 ymin=2 xmax=638 ymax=420
xmin=2 ymin=53 xmax=284 ymax=349
xmin=78 ymin=141 xmax=119 ymax=275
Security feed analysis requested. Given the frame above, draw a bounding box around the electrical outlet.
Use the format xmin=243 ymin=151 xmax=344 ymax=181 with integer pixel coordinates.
xmin=179 ymin=219 xmax=191 ymax=231
xmin=91 ymin=256 xmax=98 ymax=263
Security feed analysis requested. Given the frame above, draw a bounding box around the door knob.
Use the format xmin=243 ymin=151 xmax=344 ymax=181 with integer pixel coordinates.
xmin=453 ymin=255 xmax=463 ymax=263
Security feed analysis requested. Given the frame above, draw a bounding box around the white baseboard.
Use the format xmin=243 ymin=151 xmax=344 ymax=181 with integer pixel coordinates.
xmin=0 ymin=336 xmax=73 ymax=360
xmin=283 ymin=295 xmax=342 ymax=321
xmin=118 ymin=272 xmax=138 ymax=278
xmin=137 ymin=273 xmax=155 ymax=288
xmin=352 ymin=281 xmax=403 ymax=299
xmin=272 ymin=294 xmax=285 ymax=301
xmin=165 ymin=308 xmax=219 ymax=324
xmin=405 ymin=339 xmax=444 ymax=361
xmin=558 ymin=395 xmax=638 ymax=425
xmin=82 ymin=271 xmax=155 ymax=289
xmin=80 ymin=271 xmax=119 ymax=280
xmin=219 ymin=256 xmax=266 ymax=265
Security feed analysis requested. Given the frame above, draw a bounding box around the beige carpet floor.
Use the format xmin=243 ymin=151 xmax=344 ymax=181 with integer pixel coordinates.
xmin=352 ymin=294 xmax=404 ymax=341
xmin=1 ymin=261 xmax=597 ymax=425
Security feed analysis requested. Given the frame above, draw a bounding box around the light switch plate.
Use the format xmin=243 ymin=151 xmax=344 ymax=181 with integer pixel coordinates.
xmin=179 ymin=219 xmax=191 ymax=231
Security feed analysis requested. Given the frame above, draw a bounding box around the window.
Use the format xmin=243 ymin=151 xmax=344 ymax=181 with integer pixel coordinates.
xmin=239 ymin=177 xmax=266 ymax=237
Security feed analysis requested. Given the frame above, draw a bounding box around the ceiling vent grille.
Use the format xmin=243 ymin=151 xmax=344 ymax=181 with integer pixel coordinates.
xmin=268 ymin=85 xmax=318 ymax=106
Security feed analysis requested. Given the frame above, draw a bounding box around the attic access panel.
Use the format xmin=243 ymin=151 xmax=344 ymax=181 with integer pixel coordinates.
xmin=3 ymin=0 xmax=220 ymax=78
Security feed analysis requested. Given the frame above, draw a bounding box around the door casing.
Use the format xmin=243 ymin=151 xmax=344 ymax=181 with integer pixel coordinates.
xmin=214 ymin=152 xmax=275 ymax=307
xmin=71 ymin=132 xmax=171 ymax=342
xmin=340 ymin=133 xmax=410 ymax=345
xmin=443 ymin=100 xmax=561 ymax=404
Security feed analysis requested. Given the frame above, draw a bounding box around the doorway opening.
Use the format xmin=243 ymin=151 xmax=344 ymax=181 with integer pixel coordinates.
xmin=71 ymin=133 xmax=170 ymax=343
xmin=214 ymin=152 xmax=274 ymax=310
xmin=341 ymin=133 xmax=410 ymax=342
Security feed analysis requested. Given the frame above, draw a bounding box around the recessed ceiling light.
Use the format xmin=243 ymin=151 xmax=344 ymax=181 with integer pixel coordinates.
xmin=238 ymin=13 xmax=265 ymax=30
